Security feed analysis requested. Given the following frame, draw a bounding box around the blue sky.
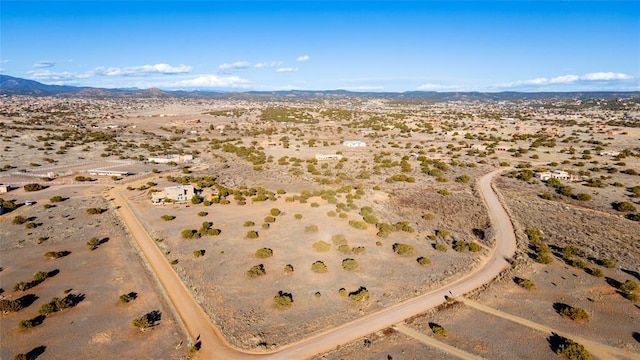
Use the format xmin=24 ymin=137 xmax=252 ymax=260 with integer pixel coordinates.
xmin=1 ymin=1 xmax=638 ymax=92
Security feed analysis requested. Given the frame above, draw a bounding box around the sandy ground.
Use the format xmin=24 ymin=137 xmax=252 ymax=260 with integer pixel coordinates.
xmin=0 ymin=186 xmax=185 ymax=359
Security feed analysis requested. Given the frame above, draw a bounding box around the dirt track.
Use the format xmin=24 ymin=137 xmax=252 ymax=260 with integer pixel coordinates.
xmin=109 ymin=169 xmax=518 ymax=359
xmin=462 ymin=298 xmax=639 ymax=360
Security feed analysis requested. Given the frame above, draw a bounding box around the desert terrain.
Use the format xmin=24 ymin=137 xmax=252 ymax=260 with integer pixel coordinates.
xmin=1 ymin=93 xmax=639 ymax=359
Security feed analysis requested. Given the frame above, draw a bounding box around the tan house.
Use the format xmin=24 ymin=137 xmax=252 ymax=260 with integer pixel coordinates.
xmin=152 ymin=185 xmax=195 ymax=203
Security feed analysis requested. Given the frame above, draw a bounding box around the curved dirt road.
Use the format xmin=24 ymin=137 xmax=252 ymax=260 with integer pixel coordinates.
xmin=110 ymin=169 xmax=517 ymax=359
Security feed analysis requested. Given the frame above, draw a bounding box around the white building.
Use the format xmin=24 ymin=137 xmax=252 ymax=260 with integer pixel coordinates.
xmin=598 ymin=151 xmax=620 ymax=157
xmin=152 ymin=185 xmax=195 ymax=203
xmin=148 ymin=154 xmax=193 ymax=164
xmin=315 ymin=154 xmax=343 ymax=161
xmin=538 ymin=169 xmax=570 ymax=182
xmin=343 ymin=140 xmax=366 ymax=147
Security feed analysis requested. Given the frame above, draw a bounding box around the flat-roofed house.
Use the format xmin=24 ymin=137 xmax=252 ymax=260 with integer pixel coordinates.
xmin=152 ymin=185 xmax=195 ymax=203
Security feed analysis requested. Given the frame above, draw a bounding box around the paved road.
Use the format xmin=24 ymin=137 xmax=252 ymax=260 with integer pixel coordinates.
xmin=110 ymin=169 xmax=518 ymax=359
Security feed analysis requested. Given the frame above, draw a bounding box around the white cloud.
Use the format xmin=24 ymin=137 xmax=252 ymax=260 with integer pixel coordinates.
xmin=496 ymin=71 xmax=634 ymax=89
xmin=27 ymin=63 xmax=192 ymax=82
xmin=417 ymin=83 xmax=464 ymax=91
xmin=296 ymin=55 xmax=310 ymax=62
xmin=93 ymin=63 xmax=192 ymax=76
xmin=581 ymin=72 xmax=633 ymax=81
xmin=172 ymin=74 xmax=251 ymax=88
xmin=276 ymin=67 xmax=299 ymax=73
xmin=27 ymin=69 xmax=91 ymax=81
xmin=218 ymin=61 xmax=252 ymax=72
xmin=33 ymin=61 xmax=56 ymax=68
xmin=254 ymin=61 xmax=282 ymax=68
xmin=342 ymin=85 xmax=385 ymax=91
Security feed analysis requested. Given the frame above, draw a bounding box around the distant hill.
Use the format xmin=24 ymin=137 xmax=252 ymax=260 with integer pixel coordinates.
xmin=0 ymin=75 xmax=88 ymax=95
xmin=1 ymin=74 xmax=638 ymax=100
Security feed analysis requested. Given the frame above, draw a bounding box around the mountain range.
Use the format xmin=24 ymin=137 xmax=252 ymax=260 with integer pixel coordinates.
xmin=1 ymin=74 xmax=638 ymax=101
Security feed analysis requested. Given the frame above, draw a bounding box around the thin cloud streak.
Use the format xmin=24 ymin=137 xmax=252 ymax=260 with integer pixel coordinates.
xmin=276 ymin=67 xmax=298 ymax=73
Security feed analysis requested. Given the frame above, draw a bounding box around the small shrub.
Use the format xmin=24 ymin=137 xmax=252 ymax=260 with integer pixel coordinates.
xmin=86 ymin=207 xmax=104 ymax=215
xmin=197 ymin=211 xmax=208 ymax=217
xmin=284 ymin=264 xmax=294 ymax=273
xmin=348 ymin=286 xmax=369 ymax=302
xmin=338 ymin=288 xmax=347 ymax=296
xmin=392 ymin=243 xmax=414 ymax=256
xmin=305 ymin=224 xmax=319 ymax=233
xmin=468 ymin=242 xmax=482 ymax=252
xmin=514 ymin=277 xmax=535 ymax=289
xmin=24 ymin=183 xmax=44 ymax=192
xmin=338 ymin=244 xmax=351 ymax=254
xmin=244 ymin=221 xmax=255 ymax=227
xmin=352 ymin=246 xmax=366 ymax=255
xmin=294 ymin=214 xmax=302 ymax=220
xmin=575 ymin=193 xmax=592 ymax=201
xmin=246 ymin=230 xmax=259 ymax=239
xmin=311 ymin=260 xmax=328 ymax=273
xmin=312 ymin=241 xmax=331 ymax=252
xmin=273 ymin=291 xmax=293 ymax=309
xmin=348 ymin=220 xmax=367 ymax=230
xmin=161 ymin=215 xmax=175 ymax=221
xmin=342 ymin=258 xmax=359 ymax=270
xmin=559 ymin=305 xmax=590 ymax=322
xmin=246 ymin=264 xmax=266 ymax=278
xmin=193 ymin=250 xmax=205 ymax=258
xmin=119 ymin=293 xmax=137 ymax=303
xmin=429 ymin=322 xmax=447 ymax=336
xmin=586 ymin=268 xmax=603 ymax=277
xmin=86 ymin=237 xmax=101 ymax=250
xmin=44 ymin=251 xmax=67 ymax=259
xmin=600 ymin=257 xmax=616 ymax=268
xmin=181 ymin=229 xmax=197 ymax=239
xmin=264 ymin=216 xmax=276 ymax=223
xmin=417 ymin=256 xmax=431 ymax=266
xmin=132 ymin=315 xmax=152 ymax=331
xmin=434 ymin=243 xmax=448 ymax=252
xmin=50 ymin=195 xmax=64 ymax=203
xmin=552 ymin=334 xmax=591 ymax=360
xmin=422 ymin=213 xmax=435 ymax=221
xmin=437 ymin=188 xmax=450 ymax=196
xmin=613 ymin=201 xmax=636 ymax=212
xmin=0 ymin=299 xmax=22 ymax=313
xmin=255 ymin=248 xmax=273 ymax=258
xmin=18 ymin=319 xmax=35 ymax=330
xmin=12 ymin=216 xmax=27 ymax=225
xmin=270 ymin=208 xmax=281 ymax=216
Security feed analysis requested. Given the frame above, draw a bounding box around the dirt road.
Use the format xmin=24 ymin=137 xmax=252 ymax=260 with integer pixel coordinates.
xmin=110 ymin=169 xmax=518 ymax=359
xmin=394 ymin=324 xmax=485 ymax=360
xmin=462 ymin=298 xmax=639 ymax=360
